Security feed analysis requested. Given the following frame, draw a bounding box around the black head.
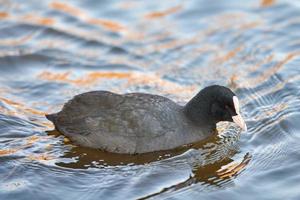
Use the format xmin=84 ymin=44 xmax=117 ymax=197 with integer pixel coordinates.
xmin=184 ymin=85 xmax=246 ymax=131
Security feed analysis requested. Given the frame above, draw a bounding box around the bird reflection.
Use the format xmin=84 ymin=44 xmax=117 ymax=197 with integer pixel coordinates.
xmin=139 ymin=153 xmax=251 ymax=200
xmin=47 ymin=124 xmax=251 ymax=196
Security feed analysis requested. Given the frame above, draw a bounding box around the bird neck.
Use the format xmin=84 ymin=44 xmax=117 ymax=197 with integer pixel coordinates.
xmin=183 ymin=92 xmax=216 ymax=130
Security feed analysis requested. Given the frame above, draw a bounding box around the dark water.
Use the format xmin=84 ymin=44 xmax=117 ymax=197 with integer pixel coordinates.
xmin=1 ymin=0 xmax=300 ymax=199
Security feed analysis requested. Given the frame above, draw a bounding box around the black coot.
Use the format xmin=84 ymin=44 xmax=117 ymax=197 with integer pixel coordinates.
xmin=46 ymin=85 xmax=247 ymax=154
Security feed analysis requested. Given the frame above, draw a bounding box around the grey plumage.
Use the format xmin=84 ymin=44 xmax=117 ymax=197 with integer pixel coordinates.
xmin=47 ymin=91 xmax=209 ymax=154
xmin=46 ymin=85 xmax=243 ymax=154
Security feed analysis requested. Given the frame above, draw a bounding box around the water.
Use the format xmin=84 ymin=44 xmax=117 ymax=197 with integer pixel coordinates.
xmin=1 ymin=0 xmax=300 ymax=199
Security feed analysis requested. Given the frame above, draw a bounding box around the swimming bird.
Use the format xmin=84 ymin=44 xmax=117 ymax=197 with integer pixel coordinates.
xmin=46 ymin=85 xmax=247 ymax=154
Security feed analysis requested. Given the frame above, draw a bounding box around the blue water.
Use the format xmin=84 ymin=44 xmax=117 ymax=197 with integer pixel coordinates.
xmin=1 ymin=0 xmax=300 ymax=199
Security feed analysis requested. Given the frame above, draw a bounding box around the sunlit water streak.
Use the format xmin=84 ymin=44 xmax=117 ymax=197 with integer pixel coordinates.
xmin=1 ymin=0 xmax=300 ymax=199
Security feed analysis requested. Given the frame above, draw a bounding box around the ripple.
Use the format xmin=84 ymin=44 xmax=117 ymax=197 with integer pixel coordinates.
xmin=1 ymin=0 xmax=300 ymax=199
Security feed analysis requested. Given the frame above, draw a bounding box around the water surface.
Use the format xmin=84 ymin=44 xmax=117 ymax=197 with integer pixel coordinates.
xmin=1 ymin=0 xmax=300 ymax=199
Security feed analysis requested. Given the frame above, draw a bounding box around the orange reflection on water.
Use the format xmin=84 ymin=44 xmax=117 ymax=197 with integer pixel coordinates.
xmin=215 ymin=46 xmax=243 ymax=64
xmin=217 ymin=153 xmax=251 ymax=179
xmin=87 ymin=18 xmax=125 ymax=32
xmin=38 ymin=70 xmax=197 ymax=100
xmin=50 ymin=1 xmax=126 ymax=32
xmin=38 ymin=71 xmax=132 ymax=85
xmin=0 ymin=106 xmax=19 ymax=117
xmin=117 ymin=1 xmax=139 ymax=10
xmin=261 ymin=0 xmax=275 ymax=7
xmin=229 ymin=74 xmax=239 ymax=89
xmin=0 ymin=12 xmax=9 ymax=19
xmin=239 ymin=21 xmax=260 ymax=30
xmin=27 ymin=154 xmax=54 ymax=161
xmin=38 ymin=71 xmax=71 ymax=82
xmin=0 ymin=149 xmax=18 ymax=156
xmin=0 ymin=12 xmax=55 ymax=27
xmin=125 ymin=73 xmax=197 ymax=97
xmin=23 ymin=14 xmax=55 ymax=26
xmin=50 ymin=2 xmax=85 ymax=18
xmin=26 ymin=135 xmax=40 ymax=145
xmin=0 ymin=135 xmax=51 ymax=157
xmin=145 ymin=5 xmax=182 ymax=19
xmin=71 ymin=71 xmax=132 ymax=86
xmin=0 ymin=96 xmax=46 ymax=117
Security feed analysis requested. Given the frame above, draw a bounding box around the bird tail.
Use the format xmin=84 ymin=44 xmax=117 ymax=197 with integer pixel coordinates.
xmin=45 ymin=113 xmax=58 ymax=123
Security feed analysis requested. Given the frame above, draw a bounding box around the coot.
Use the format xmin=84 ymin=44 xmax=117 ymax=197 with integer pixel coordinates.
xmin=46 ymin=85 xmax=246 ymax=154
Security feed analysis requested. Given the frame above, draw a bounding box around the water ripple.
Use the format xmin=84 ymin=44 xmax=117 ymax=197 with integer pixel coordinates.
xmin=1 ymin=0 xmax=300 ymax=199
